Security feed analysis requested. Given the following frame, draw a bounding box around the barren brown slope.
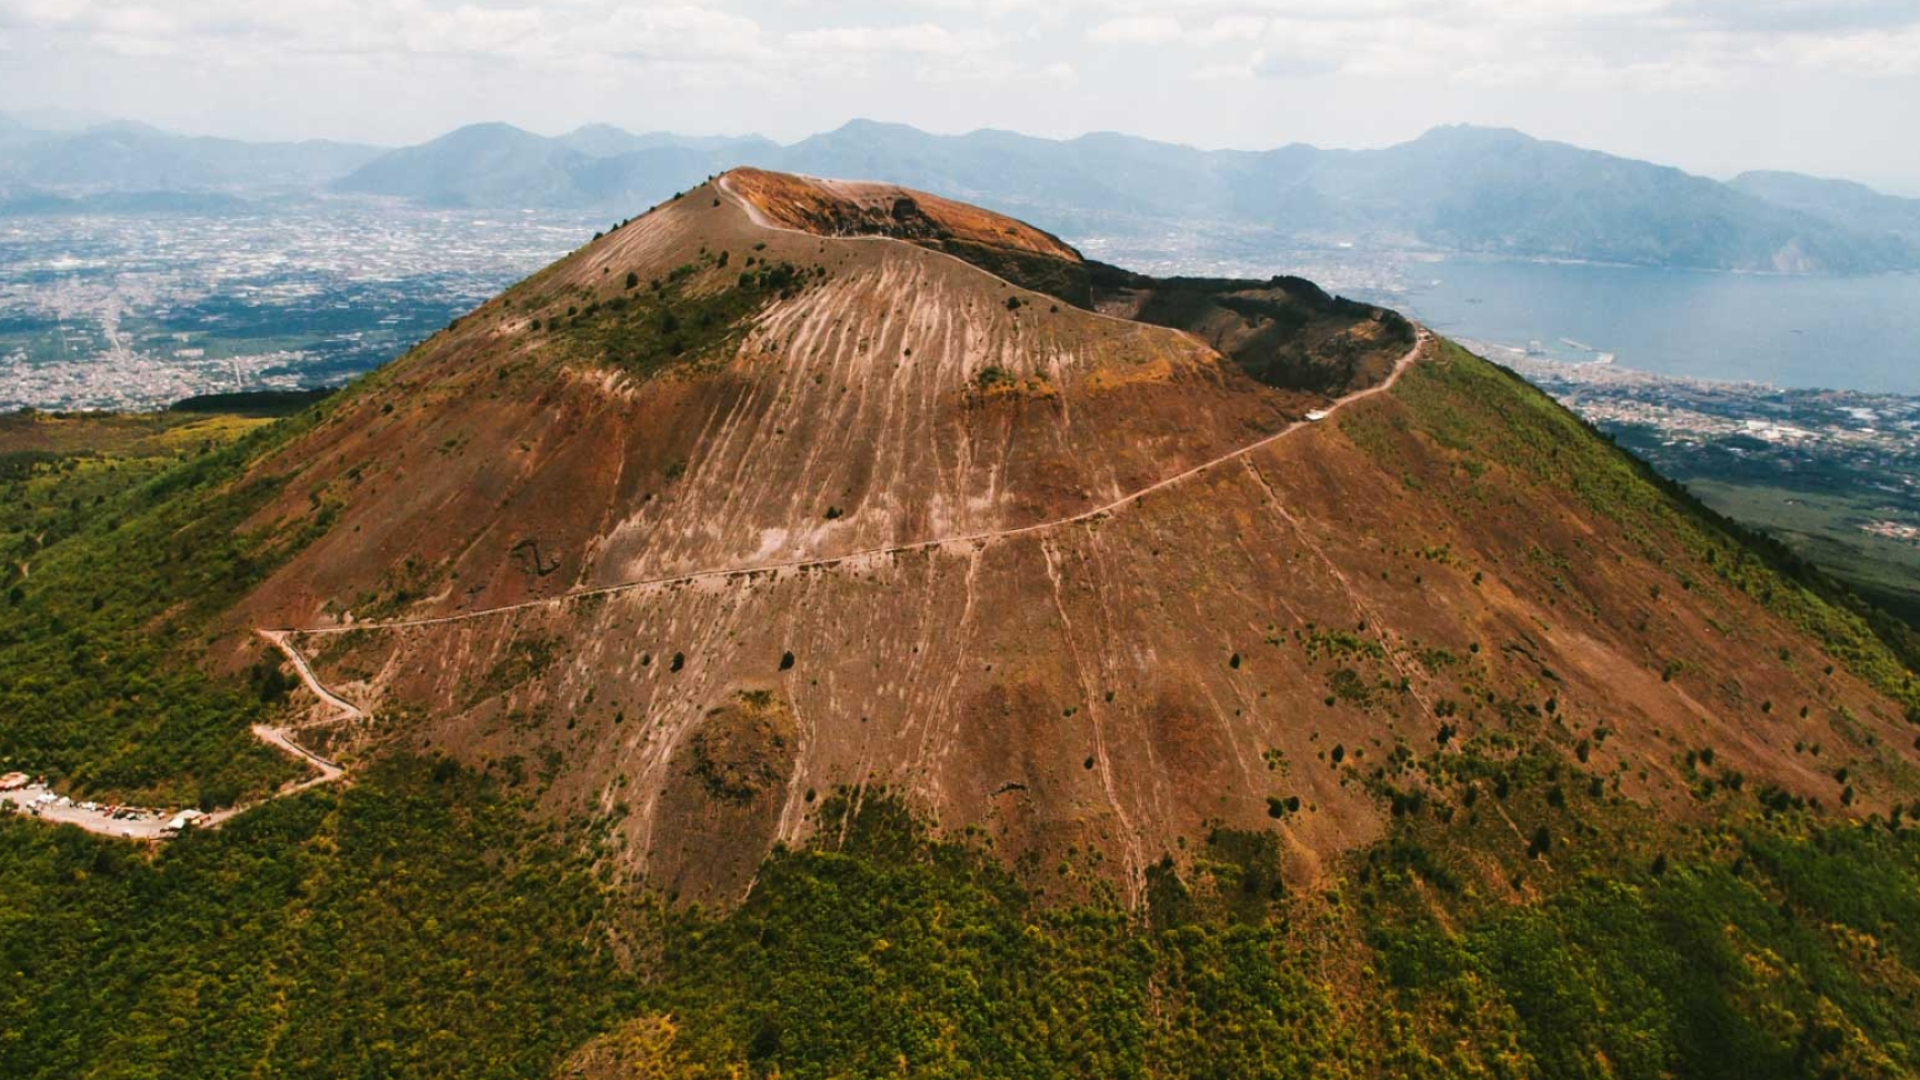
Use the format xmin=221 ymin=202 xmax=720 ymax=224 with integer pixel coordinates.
xmin=723 ymin=166 xmax=1080 ymax=262
xmin=230 ymin=173 xmax=1338 ymax=630
xmin=229 ymin=171 xmax=1917 ymax=906
xmin=723 ymin=166 xmax=1098 ymax=307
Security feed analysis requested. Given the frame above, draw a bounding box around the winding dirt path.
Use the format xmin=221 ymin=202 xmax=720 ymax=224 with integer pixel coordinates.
xmin=0 ymin=635 xmax=355 ymax=841
xmin=273 ymin=175 xmax=1431 ymax=638
xmin=259 ymin=628 xmax=366 ymax=725
xmin=17 ymin=308 xmax=1420 ymax=842
xmin=19 ymin=327 xmax=1421 ymax=842
xmin=272 ymin=329 xmax=1428 ymax=639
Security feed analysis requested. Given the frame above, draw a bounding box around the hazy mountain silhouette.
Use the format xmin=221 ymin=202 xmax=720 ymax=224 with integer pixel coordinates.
xmin=4 ymin=112 xmax=1915 ymax=272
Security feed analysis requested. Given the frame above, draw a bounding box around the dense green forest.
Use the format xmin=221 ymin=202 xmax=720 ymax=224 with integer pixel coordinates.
xmin=3 ymin=747 xmax=1918 ymax=1078
xmin=0 ymin=758 xmax=630 ymax=1077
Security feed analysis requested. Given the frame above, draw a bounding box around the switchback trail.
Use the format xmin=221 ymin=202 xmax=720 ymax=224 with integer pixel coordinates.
xmin=0 ymin=635 xmax=353 ymax=840
xmin=232 ymin=327 xmax=1426 ymax=836
xmin=260 ymin=628 xmax=367 ymax=726
xmin=216 ymin=319 xmax=1425 ymax=841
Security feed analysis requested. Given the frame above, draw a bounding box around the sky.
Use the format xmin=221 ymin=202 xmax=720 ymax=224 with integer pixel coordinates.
xmin=3 ymin=0 xmax=1919 ymax=194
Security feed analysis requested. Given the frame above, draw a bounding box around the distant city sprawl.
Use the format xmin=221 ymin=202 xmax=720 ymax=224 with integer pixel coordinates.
xmin=0 ymin=202 xmax=599 ymax=411
xmin=1487 ymin=344 xmax=1920 ymax=618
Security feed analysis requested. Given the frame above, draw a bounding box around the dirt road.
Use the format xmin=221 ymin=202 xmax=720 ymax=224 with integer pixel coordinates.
xmin=275 ymin=329 xmax=1429 ymax=639
xmin=259 ymin=628 xmax=366 ymax=723
xmin=0 ymin=636 xmax=358 ymax=841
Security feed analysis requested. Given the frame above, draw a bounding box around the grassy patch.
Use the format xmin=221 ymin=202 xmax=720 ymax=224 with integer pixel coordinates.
xmin=543 ymin=254 xmax=819 ymax=382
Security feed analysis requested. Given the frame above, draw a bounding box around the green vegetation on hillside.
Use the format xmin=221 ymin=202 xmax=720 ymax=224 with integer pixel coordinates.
xmin=538 ymin=251 xmax=821 ymax=382
xmin=0 ymin=408 xmax=336 ymax=806
xmin=169 ymin=387 xmax=339 ymax=417
xmin=0 ymin=757 xmax=631 ymax=1079
xmin=1675 ymin=477 xmax=1920 ymax=634
xmin=2 ymin=336 xmax=1918 ymax=1078
xmin=1091 ymin=264 xmax=1417 ymax=395
xmin=634 ymin=776 xmax=1920 ymax=1080
xmin=937 ymin=237 xmax=1094 ymax=309
xmin=1344 ymin=341 xmax=1920 ymax=709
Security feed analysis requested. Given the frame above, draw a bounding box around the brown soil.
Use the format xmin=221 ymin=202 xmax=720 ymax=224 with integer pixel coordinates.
xmin=225 ymin=171 xmax=1918 ymax=907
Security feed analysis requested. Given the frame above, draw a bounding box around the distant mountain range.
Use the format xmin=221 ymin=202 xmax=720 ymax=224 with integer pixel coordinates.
xmin=1728 ymin=170 xmax=1920 ymax=253
xmin=0 ymin=117 xmax=380 ymax=197
xmin=325 ymin=121 xmax=778 ymax=210
xmin=4 ymin=112 xmax=1919 ymax=274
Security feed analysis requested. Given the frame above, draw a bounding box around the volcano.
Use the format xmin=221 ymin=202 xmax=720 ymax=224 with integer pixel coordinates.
xmin=224 ymin=169 xmax=1918 ymax=905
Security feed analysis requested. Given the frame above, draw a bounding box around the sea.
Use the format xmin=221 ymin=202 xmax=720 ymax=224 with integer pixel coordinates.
xmin=1389 ymin=257 xmax=1920 ymax=396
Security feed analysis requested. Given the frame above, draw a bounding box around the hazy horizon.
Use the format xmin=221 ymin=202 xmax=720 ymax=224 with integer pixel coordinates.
xmin=9 ymin=109 xmax=1920 ymax=203
xmin=3 ymin=1 xmax=1918 ymax=197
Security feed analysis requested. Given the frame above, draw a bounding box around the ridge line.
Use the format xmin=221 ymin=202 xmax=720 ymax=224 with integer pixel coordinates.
xmin=715 ymin=172 xmax=1180 ymax=336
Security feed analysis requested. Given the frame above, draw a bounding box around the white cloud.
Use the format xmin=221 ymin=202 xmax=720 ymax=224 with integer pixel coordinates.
xmin=402 ymin=7 xmax=548 ymax=58
xmin=1189 ymin=15 xmax=1267 ymax=44
xmin=1086 ymin=15 xmax=1183 ymax=44
xmin=1768 ymin=27 xmax=1920 ymax=76
xmin=1669 ymin=0 xmax=1920 ymax=35
xmin=1191 ymin=60 xmax=1251 ymax=81
xmin=589 ymin=6 xmax=770 ymax=61
xmin=12 ymin=0 xmax=1920 ymax=90
xmin=787 ymin=23 xmax=996 ymax=54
